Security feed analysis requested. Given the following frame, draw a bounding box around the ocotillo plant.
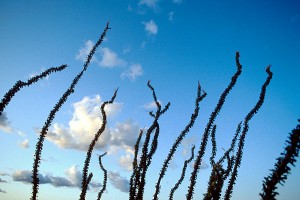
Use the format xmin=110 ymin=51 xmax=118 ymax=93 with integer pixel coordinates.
xmin=260 ymin=120 xmax=300 ymax=200
xmin=1 ymin=22 xmax=299 ymax=199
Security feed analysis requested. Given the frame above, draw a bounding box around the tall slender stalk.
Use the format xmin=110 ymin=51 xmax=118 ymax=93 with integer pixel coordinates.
xmin=80 ymin=89 xmax=118 ymax=200
xmin=129 ymin=129 xmax=144 ymax=200
xmin=97 ymin=152 xmax=108 ymax=200
xmin=169 ymin=145 xmax=195 ymax=200
xmin=31 ymin=22 xmax=110 ymax=200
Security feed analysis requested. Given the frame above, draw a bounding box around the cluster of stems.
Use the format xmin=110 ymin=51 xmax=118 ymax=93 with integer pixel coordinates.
xmin=31 ymin=22 xmax=110 ymax=200
xmin=186 ymin=52 xmax=243 ymax=200
xmin=129 ymin=81 xmax=170 ymax=200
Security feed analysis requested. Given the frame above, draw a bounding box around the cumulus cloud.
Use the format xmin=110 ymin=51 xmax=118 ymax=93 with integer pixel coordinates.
xmin=143 ymin=20 xmax=158 ymax=35
xmin=121 ymin=64 xmax=143 ymax=81
xmin=46 ymin=95 xmax=122 ymax=151
xmin=109 ymin=120 xmax=140 ymax=153
xmin=45 ymin=95 xmax=143 ymax=163
xmin=119 ymin=154 xmax=133 ymax=171
xmin=0 ymin=188 xmax=6 ymax=193
xmin=76 ymin=41 xmax=126 ymax=68
xmin=99 ymin=47 xmax=126 ymax=68
xmin=12 ymin=166 xmax=100 ymax=189
xmin=0 ymin=112 xmax=13 ymax=133
xmin=139 ymin=0 xmax=159 ymax=9
xmin=19 ymin=139 xmax=29 ymax=149
xmin=75 ymin=40 xmax=96 ymax=63
xmin=108 ymin=171 xmax=129 ymax=193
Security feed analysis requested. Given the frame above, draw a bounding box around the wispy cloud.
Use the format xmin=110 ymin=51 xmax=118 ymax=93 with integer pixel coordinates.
xmin=168 ymin=11 xmax=175 ymax=21
xmin=0 ymin=188 xmax=6 ymax=193
xmin=12 ymin=166 xmax=101 ymax=189
xmin=99 ymin=47 xmax=126 ymax=68
xmin=0 ymin=112 xmax=13 ymax=133
xmin=108 ymin=171 xmax=129 ymax=193
xmin=143 ymin=20 xmax=158 ymax=35
xmin=139 ymin=0 xmax=159 ymax=9
xmin=121 ymin=64 xmax=143 ymax=81
xmin=143 ymin=100 xmax=162 ymax=110
xmin=19 ymin=139 xmax=29 ymax=149
xmin=75 ymin=40 xmax=97 ymax=63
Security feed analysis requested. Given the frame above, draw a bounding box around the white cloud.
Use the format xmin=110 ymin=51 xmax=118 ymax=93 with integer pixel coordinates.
xmin=75 ymin=40 xmax=97 ymax=63
xmin=121 ymin=64 xmax=143 ymax=81
xmin=99 ymin=47 xmax=126 ymax=68
xmin=19 ymin=139 xmax=29 ymax=149
xmin=0 ymin=112 xmax=13 ymax=133
xmin=12 ymin=166 xmax=101 ymax=189
xmin=108 ymin=171 xmax=129 ymax=193
xmin=143 ymin=100 xmax=162 ymax=110
xmin=139 ymin=0 xmax=159 ymax=9
xmin=46 ymin=95 xmax=122 ymax=151
xmin=143 ymin=20 xmax=158 ymax=35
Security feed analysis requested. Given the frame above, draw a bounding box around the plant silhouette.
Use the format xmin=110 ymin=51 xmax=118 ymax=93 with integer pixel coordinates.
xmin=0 ymin=22 xmax=299 ymax=200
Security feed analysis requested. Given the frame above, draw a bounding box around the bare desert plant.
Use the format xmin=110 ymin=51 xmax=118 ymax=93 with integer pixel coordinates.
xmin=0 ymin=22 xmax=299 ymax=200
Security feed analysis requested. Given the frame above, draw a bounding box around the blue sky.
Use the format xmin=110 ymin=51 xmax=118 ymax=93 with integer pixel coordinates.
xmin=0 ymin=0 xmax=299 ymax=199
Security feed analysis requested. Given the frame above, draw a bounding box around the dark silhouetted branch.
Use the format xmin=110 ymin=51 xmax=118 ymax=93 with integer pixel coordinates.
xmin=260 ymin=120 xmax=300 ymax=200
xmin=97 ymin=152 xmax=108 ymax=200
xmin=169 ymin=145 xmax=195 ymax=200
xmin=80 ymin=88 xmax=118 ymax=200
xmin=0 ymin=64 xmax=67 ymax=116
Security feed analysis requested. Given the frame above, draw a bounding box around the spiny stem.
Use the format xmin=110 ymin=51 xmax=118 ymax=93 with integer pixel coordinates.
xmin=0 ymin=64 xmax=67 ymax=116
xmin=80 ymin=88 xmax=118 ymax=200
xmin=97 ymin=152 xmax=108 ymax=200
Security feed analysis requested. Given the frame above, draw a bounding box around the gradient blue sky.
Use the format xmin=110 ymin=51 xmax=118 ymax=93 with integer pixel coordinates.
xmin=0 ymin=1 xmax=299 ymax=200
